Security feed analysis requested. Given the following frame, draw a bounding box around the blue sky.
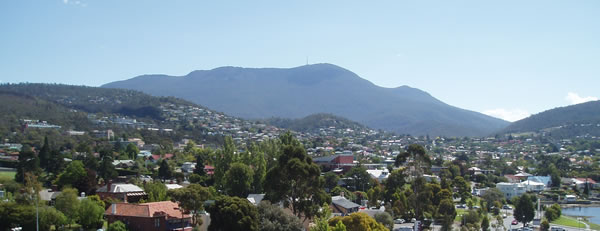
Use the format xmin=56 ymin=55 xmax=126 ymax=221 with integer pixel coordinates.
xmin=1 ymin=0 xmax=599 ymax=121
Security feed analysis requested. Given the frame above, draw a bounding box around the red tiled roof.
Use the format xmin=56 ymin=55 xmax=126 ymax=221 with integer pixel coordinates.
xmin=106 ymin=201 xmax=190 ymax=219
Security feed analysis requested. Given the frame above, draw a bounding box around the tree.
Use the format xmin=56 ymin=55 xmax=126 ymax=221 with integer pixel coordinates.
xmin=257 ymin=201 xmax=303 ymax=231
xmin=15 ymin=145 xmax=40 ymax=183
xmin=223 ymin=162 xmax=254 ymax=197
xmin=0 ymin=202 xmax=36 ymax=230
xmin=39 ymin=206 xmax=68 ymax=231
xmin=394 ymin=144 xmax=431 ymax=178
xmin=367 ymin=184 xmax=384 ymax=208
xmin=324 ymin=172 xmax=340 ymax=191
xmin=168 ymin=184 xmax=211 ymax=226
xmin=373 ymin=212 xmax=394 ymax=231
xmin=55 ymin=187 xmax=80 ymax=226
xmin=384 ymin=168 xmax=406 ymax=201
xmin=144 ymin=181 xmax=169 ymax=202
xmin=39 ymin=136 xmax=51 ymax=169
xmin=108 ymin=220 xmax=128 ymax=231
xmin=328 ymin=212 xmax=388 ymax=231
xmin=99 ymin=154 xmax=118 ymax=181
xmin=56 ymin=160 xmax=87 ymax=190
xmin=437 ymin=199 xmax=456 ymax=231
xmin=453 ymin=176 xmax=471 ymax=203
xmin=482 ymin=188 xmax=504 ymax=211
xmin=125 ymin=143 xmax=139 ymax=159
xmin=194 ymin=148 xmax=211 ymax=176
xmin=514 ymin=194 xmax=535 ymax=226
xmin=264 ymin=132 xmax=330 ymax=221
xmin=47 ymin=149 xmax=66 ymax=176
xmin=540 ymin=219 xmax=550 ymax=231
xmin=332 ymin=220 xmax=347 ymax=231
xmin=208 ymin=196 xmax=259 ymax=231
xmin=214 ymin=136 xmax=235 ymax=187
xmin=78 ymin=198 xmax=105 ymax=229
xmin=481 ymin=215 xmax=490 ymax=231
xmin=544 ymin=203 xmax=561 ymax=222
xmin=158 ymin=159 xmax=173 ymax=181
xmin=311 ymin=203 xmax=333 ymax=231
xmin=251 ymin=144 xmax=267 ymax=193
xmin=345 ymin=166 xmax=371 ymax=192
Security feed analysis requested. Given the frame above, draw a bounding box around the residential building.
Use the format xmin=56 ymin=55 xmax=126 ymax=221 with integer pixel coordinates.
xmin=97 ymin=182 xmax=147 ymax=203
xmin=496 ymin=182 xmax=526 ymax=199
xmin=330 ymin=195 xmax=360 ymax=216
xmin=105 ymin=201 xmax=192 ymax=231
xmin=313 ymin=154 xmax=354 ymax=171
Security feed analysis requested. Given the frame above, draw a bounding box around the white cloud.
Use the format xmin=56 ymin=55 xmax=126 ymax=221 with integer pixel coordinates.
xmin=565 ymin=92 xmax=598 ymax=105
xmin=483 ymin=108 xmax=530 ymax=122
xmin=62 ymin=0 xmax=86 ymax=7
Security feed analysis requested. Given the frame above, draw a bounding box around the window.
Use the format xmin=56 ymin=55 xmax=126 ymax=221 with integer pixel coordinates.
xmin=155 ymin=218 xmax=160 ymax=227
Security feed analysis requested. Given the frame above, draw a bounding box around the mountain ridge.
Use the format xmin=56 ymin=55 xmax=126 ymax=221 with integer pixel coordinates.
xmin=103 ymin=63 xmax=509 ymax=137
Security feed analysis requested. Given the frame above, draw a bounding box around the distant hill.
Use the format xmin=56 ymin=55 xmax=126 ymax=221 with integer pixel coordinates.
xmin=103 ymin=63 xmax=509 ymax=137
xmin=501 ymin=100 xmax=600 ymax=138
xmin=262 ymin=113 xmax=368 ymax=134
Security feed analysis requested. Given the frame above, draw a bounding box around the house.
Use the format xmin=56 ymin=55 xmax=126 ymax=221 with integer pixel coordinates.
xmin=203 ymin=165 xmax=215 ymax=176
xmin=564 ymin=195 xmax=577 ymax=203
xmin=521 ymin=180 xmax=546 ymax=192
xmin=39 ymin=189 xmax=61 ymax=205
xmin=165 ymin=184 xmax=183 ymax=190
xmin=496 ymin=182 xmax=527 ymax=199
xmin=366 ymin=169 xmax=389 ymax=182
xmin=330 ymin=195 xmax=360 ymax=216
xmin=528 ymin=176 xmax=552 ymax=187
xmin=313 ymin=154 xmax=354 ymax=172
xmin=514 ymin=172 xmax=532 ymax=180
xmin=150 ymin=154 xmax=174 ymax=163
xmin=246 ymin=194 xmax=265 ymax=206
xmin=113 ymin=160 xmax=135 ymax=169
xmin=181 ymin=162 xmax=196 ymax=173
xmin=105 ymin=201 xmax=192 ymax=231
xmin=504 ymin=175 xmax=521 ymax=183
xmin=430 ymin=166 xmax=449 ymax=175
xmin=97 ymin=182 xmax=147 ymax=203
xmin=572 ymin=178 xmax=597 ymax=190
xmin=468 ymin=167 xmax=495 ymax=175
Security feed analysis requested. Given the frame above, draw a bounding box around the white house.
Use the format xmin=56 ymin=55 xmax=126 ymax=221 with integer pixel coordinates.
xmin=366 ymin=169 xmax=389 ymax=182
xmin=521 ymin=180 xmax=546 ymax=192
xmin=496 ymin=182 xmax=527 ymax=199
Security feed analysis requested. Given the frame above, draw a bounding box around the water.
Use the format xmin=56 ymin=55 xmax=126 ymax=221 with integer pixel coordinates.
xmin=562 ymin=207 xmax=600 ymax=224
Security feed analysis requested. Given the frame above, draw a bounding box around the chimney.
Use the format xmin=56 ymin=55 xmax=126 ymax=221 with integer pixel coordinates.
xmin=111 ymin=204 xmax=117 ymax=215
xmin=107 ymin=180 xmax=113 ymax=192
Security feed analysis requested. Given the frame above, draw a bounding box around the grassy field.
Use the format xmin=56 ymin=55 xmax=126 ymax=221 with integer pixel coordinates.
xmin=455 ymin=209 xmax=468 ymax=222
xmin=0 ymin=171 xmax=16 ymax=179
xmin=551 ymin=215 xmax=586 ymax=228
xmin=586 ymin=221 xmax=600 ymax=230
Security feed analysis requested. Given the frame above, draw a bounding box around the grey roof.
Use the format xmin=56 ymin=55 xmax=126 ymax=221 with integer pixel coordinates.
xmin=331 ymin=196 xmax=360 ymax=209
xmin=97 ymin=183 xmax=144 ymax=193
xmin=247 ymin=194 xmax=265 ymax=205
xmin=39 ymin=189 xmax=61 ymax=201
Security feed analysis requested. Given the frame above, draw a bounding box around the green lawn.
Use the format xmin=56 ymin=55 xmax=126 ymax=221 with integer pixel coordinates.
xmin=551 ymin=215 xmax=586 ymax=228
xmin=0 ymin=171 xmax=16 ymax=179
xmin=455 ymin=209 xmax=468 ymax=222
xmin=586 ymin=221 xmax=600 ymax=230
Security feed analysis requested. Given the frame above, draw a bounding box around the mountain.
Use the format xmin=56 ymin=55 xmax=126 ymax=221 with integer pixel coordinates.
xmin=262 ymin=113 xmax=369 ymax=134
xmin=102 ymin=63 xmax=509 ymax=136
xmin=501 ymin=100 xmax=600 ymax=138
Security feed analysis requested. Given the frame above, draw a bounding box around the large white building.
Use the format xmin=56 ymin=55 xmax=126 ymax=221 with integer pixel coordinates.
xmin=496 ymin=182 xmax=527 ymax=199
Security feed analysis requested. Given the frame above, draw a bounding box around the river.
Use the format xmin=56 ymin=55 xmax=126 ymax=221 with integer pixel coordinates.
xmin=562 ymin=207 xmax=600 ymax=224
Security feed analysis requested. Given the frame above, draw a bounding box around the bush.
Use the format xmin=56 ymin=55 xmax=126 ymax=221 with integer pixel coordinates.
xmin=108 ymin=220 xmax=128 ymax=231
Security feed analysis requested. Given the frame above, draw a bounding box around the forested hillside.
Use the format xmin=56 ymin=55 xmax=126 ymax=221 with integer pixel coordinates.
xmin=501 ymin=100 xmax=600 ymax=138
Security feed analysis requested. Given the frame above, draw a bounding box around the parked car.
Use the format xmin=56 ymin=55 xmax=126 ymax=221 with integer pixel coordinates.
xmin=411 ymin=218 xmax=416 ymax=223
xmin=503 ymin=205 xmax=512 ymax=209
xmin=456 ymin=204 xmax=467 ymax=208
xmin=394 ymin=219 xmax=405 ymax=224
xmin=512 ymin=220 xmax=519 ymax=225
xmin=550 ymin=226 xmax=566 ymax=231
xmin=502 ymin=214 xmax=507 ymax=218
